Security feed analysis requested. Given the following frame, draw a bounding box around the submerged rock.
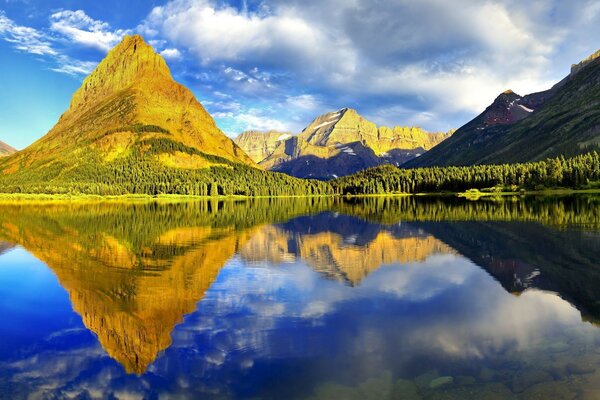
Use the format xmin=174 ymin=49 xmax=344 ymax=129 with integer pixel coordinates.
xmin=358 ymin=371 xmax=394 ymax=400
xmin=429 ymin=376 xmax=454 ymax=389
xmin=415 ymin=370 xmax=440 ymax=389
xmin=566 ymin=362 xmax=596 ymax=376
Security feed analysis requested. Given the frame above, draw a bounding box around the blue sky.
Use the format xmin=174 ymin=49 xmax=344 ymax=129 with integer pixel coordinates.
xmin=1 ymin=0 xmax=600 ymax=149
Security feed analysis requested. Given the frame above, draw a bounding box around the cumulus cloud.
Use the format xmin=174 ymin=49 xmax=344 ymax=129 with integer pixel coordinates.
xmin=50 ymin=56 xmax=97 ymax=76
xmin=3 ymin=0 xmax=600 ymax=133
xmin=140 ymin=0 xmax=600 ymax=132
xmin=49 ymin=10 xmax=129 ymax=52
xmin=159 ymin=47 xmax=182 ymax=60
xmin=234 ymin=109 xmax=290 ymax=132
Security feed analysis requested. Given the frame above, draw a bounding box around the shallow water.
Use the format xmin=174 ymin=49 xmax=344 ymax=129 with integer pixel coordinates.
xmin=0 ymin=196 xmax=599 ymax=399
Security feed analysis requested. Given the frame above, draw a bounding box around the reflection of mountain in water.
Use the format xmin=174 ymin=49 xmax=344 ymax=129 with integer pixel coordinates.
xmin=422 ymin=221 xmax=600 ymax=323
xmin=240 ymin=213 xmax=454 ymax=285
xmin=1 ymin=195 xmax=599 ymax=376
xmin=0 ymin=200 xmax=329 ymax=374
xmin=0 ymin=211 xmax=256 ymax=374
xmin=0 ymin=241 xmax=14 ymax=256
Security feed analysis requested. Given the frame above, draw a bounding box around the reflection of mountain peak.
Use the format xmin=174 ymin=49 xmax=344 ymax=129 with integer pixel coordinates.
xmin=0 ymin=203 xmax=279 ymax=374
xmin=423 ymin=221 xmax=600 ymax=323
xmin=276 ymin=212 xmax=431 ymax=246
xmin=244 ymin=213 xmax=454 ymax=285
xmin=6 ymin=224 xmax=248 ymax=373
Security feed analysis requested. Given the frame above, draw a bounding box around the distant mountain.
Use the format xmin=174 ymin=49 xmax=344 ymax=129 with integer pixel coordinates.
xmin=234 ymin=130 xmax=293 ymax=163
xmin=0 ymin=140 xmax=16 ymax=157
xmin=407 ymin=48 xmax=600 ymax=167
xmin=0 ymin=35 xmax=329 ymax=196
xmin=235 ymin=108 xmax=452 ymax=179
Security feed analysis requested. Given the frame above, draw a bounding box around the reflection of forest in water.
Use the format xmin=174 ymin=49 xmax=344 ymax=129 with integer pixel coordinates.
xmin=0 ymin=195 xmax=598 ymax=374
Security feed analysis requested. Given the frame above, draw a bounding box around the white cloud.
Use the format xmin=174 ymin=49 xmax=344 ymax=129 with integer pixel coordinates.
xmin=235 ymin=110 xmax=289 ymax=132
xmin=284 ymin=95 xmax=320 ymax=111
xmin=50 ymin=56 xmax=97 ymax=76
xmin=142 ymin=0 xmax=357 ymax=74
xmin=159 ymin=47 xmax=182 ymax=60
xmin=0 ymin=11 xmax=102 ymax=76
xmin=140 ymin=0 xmax=600 ymax=131
xmin=49 ymin=10 xmax=128 ymax=52
xmin=0 ymin=12 xmax=56 ymax=56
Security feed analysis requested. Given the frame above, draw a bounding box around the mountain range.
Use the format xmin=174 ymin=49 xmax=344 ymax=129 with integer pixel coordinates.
xmin=0 ymin=35 xmax=328 ymax=196
xmin=0 ymin=34 xmax=598 ymax=193
xmin=407 ymin=49 xmax=600 ymax=167
xmin=0 ymin=140 xmax=15 ymax=157
xmin=235 ymin=108 xmax=452 ymax=179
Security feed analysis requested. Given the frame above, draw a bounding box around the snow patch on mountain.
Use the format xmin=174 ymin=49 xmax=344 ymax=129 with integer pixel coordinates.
xmin=518 ymin=104 xmax=534 ymax=113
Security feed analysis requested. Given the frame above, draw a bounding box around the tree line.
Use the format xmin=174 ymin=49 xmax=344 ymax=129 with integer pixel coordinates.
xmin=331 ymin=151 xmax=600 ymax=195
xmin=0 ymin=139 xmax=598 ymax=196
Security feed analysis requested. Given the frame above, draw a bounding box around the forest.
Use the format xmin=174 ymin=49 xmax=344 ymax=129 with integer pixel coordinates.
xmin=0 ymin=147 xmax=599 ymax=196
xmin=331 ymin=151 xmax=600 ymax=195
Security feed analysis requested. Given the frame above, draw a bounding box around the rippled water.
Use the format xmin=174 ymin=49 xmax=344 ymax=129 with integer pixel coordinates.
xmin=0 ymin=196 xmax=599 ymax=399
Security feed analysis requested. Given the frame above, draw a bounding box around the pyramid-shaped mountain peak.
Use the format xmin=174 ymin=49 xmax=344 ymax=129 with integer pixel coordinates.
xmin=69 ymin=34 xmax=171 ymax=112
xmin=0 ymin=34 xmax=260 ymax=195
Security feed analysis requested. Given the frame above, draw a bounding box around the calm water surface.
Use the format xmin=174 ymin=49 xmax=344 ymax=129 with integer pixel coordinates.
xmin=0 ymin=196 xmax=599 ymax=399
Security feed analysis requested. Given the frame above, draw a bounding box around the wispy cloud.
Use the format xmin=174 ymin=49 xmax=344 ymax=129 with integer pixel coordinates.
xmin=0 ymin=11 xmax=56 ymax=56
xmin=49 ymin=10 xmax=129 ymax=52
xmin=0 ymin=9 xmax=129 ymax=76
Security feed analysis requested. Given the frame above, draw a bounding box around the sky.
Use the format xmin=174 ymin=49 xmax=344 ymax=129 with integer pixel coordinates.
xmin=1 ymin=0 xmax=600 ymax=149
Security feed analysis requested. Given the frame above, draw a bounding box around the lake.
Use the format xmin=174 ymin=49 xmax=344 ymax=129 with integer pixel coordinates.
xmin=0 ymin=195 xmax=599 ymax=399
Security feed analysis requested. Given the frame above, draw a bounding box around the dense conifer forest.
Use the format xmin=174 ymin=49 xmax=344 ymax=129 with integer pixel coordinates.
xmin=0 ymin=149 xmax=599 ymax=196
xmin=331 ymin=152 xmax=600 ymax=195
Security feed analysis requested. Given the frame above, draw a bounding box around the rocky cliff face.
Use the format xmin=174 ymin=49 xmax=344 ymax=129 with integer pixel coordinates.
xmin=234 ymin=130 xmax=292 ymax=163
xmin=235 ymin=108 xmax=452 ymax=179
xmin=571 ymin=49 xmax=600 ymax=76
xmin=299 ymin=108 xmax=449 ymax=153
xmin=0 ymin=140 xmax=16 ymax=157
xmin=0 ymin=34 xmax=255 ymax=181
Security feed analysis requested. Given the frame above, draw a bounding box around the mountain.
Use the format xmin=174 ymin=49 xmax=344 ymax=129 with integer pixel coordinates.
xmin=0 ymin=140 xmax=16 ymax=156
xmin=407 ymin=48 xmax=600 ymax=167
xmin=234 ymin=130 xmax=293 ymax=163
xmin=235 ymin=108 xmax=452 ymax=179
xmin=0 ymin=35 xmax=328 ymax=196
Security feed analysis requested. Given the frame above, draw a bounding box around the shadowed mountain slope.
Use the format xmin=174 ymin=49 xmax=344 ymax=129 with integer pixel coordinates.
xmin=407 ymin=49 xmax=600 ymax=167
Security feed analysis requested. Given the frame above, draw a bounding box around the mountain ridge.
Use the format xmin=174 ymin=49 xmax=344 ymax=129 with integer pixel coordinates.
xmin=407 ymin=48 xmax=600 ymax=167
xmin=235 ymin=108 xmax=452 ymax=179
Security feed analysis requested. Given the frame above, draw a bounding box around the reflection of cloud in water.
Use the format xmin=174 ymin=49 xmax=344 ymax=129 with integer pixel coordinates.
xmin=2 ymin=240 xmax=595 ymax=399
xmin=163 ymin=252 xmax=588 ymax=378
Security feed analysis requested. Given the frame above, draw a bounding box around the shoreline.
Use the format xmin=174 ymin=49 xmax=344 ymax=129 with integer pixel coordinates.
xmin=0 ymin=188 xmax=598 ymax=204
